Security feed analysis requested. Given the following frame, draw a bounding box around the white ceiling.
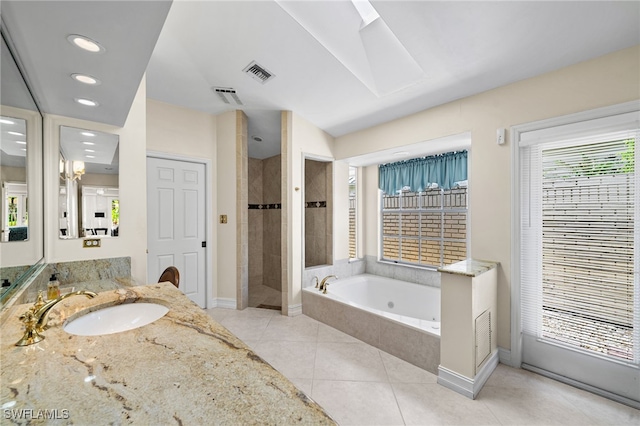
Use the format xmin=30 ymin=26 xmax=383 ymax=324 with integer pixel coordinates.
xmin=60 ymin=126 xmax=119 ymax=175
xmin=1 ymin=1 xmax=639 ymax=162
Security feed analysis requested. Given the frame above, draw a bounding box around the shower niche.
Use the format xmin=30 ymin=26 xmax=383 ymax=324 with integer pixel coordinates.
xmin=304 ymin=158 xmax=332 ymax=268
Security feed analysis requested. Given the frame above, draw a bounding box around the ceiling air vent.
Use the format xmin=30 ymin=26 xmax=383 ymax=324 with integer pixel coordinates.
xmin=212 ymin=87 xmax=243 ymax=105
xmin=243 ymin=61 xmax=275 ymax=84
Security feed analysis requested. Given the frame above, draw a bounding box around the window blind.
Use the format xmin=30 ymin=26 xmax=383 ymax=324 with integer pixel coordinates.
xmin=521 ymin=127 xmax=639 ymax=364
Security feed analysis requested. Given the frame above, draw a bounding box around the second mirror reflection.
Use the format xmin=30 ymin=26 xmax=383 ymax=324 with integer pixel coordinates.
xmin=59 ymin=126 xmax=119 ymax=239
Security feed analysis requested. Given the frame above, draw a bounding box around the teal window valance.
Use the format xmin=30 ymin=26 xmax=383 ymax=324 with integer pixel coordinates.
xmin=378 ymin=150 xmax=467 ymax=194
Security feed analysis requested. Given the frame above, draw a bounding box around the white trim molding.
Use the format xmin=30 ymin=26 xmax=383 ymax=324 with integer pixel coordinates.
xmin=498 ymin=347 xmax=512 ymax=366
xmin=437 ymin=351 xmax=499 ymax=399
xmin=287 ymin=303 xmax=302 ymax=317
xmin=212 ymin=298 xmax=237 ymax=309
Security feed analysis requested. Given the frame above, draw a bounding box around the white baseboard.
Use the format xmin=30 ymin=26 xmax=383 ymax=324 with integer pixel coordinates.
xmin=437 ymin=351 xmax=499 ymax=399
xmin=498 ymin=347 xmax=512 ymax=366
xmin=288 ymin=303 xmax=302 ymax=316
xmin=213 ymin=298 xmax=237 ymax=309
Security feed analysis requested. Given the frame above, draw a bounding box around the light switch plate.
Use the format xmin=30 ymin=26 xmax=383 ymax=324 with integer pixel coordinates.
xmin=83 ymin=238 xmax=101 ymax=248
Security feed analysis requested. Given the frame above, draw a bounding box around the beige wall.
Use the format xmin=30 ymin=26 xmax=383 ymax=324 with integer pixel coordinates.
xmin=44 ymin=78 xmax=148 ymax=282
xmin=284 ymin=112 xmax=337 ymax=310
xmin=146 ymin=99 xmax=218 ymax=302
xmin=216 ymin=111 xmax=239 ymax=301
xmin=334 ymin=45 xmax=640 ymax=350
xmin=1 ymin=166 xmax=26 ymax=183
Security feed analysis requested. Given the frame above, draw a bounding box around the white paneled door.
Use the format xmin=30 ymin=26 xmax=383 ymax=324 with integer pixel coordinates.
xmin=147 ymin=157 xmax=206 ymax=307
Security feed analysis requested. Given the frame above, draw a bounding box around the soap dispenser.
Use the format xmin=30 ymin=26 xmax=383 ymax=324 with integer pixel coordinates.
xmin=47 ymin=274 xmax=60 ymax=300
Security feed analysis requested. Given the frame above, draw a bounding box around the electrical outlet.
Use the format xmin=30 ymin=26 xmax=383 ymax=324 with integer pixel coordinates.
xmin=220 ymin=214 xmax=228 ymax=224
xmin=83 ymin=238 xmax=101 ymax=248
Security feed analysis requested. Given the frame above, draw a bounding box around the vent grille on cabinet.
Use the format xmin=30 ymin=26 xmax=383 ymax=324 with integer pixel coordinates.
xmin=242 ymin=61 xmax=275 ymax=84
xmin=475 ymin=309 xmax=491 ymax=373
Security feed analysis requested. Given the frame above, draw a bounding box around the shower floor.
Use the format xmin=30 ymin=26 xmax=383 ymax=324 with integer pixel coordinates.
xmin=249 ymin=283 xmax=282 ymax=310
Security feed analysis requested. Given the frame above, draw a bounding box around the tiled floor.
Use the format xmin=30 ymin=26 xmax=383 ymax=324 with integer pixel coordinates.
xmin=205 ymin=307 xmax=640 ymax=426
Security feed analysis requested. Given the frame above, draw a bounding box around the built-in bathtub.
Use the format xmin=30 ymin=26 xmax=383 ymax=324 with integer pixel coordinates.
xmin=302 ymin=273 xmax=441 ymax=374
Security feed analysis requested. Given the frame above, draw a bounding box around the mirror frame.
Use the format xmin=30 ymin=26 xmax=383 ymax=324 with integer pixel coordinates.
xmin=0 ymin=21 xmax=45 ymax=305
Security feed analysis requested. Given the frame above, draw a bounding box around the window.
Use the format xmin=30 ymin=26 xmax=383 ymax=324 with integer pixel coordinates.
xmin=379 ymin=150 xmax=468 ymax=268
xmin=522 ymin=133 xmax=638 ymax=362
xmin=381 ymin=186 xmax=467 ymax=267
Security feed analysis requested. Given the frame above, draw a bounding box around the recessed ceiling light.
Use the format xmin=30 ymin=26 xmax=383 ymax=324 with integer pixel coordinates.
xmin=8 ymin=131 xmax=24 ymax=136
xmin=82 ymin=141 xmax=95 ymax=145
xmin=75 ymin=98 xmax=99 ymax=107
xmin=0 ymin=119 xmax=15 ymax=125
xmin=71 ymin=73 xmax=101 ymax=85
xmin=84 ymin=149 xmax=95 ymax=153
xmin=67 ymin=34 xmax=105 ymax=53
xmin=85 ymin=155 xmax=95 ymax=159
xmin=81 ymin=132 xmax=95 ymax=137
xmin=16 ymin=141 xmax=27 ymax=145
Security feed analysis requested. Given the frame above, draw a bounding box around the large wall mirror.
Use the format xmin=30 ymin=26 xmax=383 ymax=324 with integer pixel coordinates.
xmin=0 ymin=24 xmax=44 ymax=302
xmin=59 ymin=126 xmax=119 ymax=239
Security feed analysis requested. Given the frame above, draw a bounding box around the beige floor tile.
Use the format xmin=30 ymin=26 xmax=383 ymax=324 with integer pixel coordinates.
xmin=252 ymin=340 xmax=318 ymax=380
xmin=556 ymin=384 xmax=640 ymax=425
xmin=484 ymin=363 xmax=568 ymax=393
xmin=317 ymin=323 xmax=360 ymax=343
xmin=288 ymin=377 xmax=314 ymax=397
xmin=216 ymin=312 xmax=273 ymax=341
xmin=260 ymin=313 xmax=319 ymax=342
xmin=380 ymin=351 xmax=437 ymax=384
xmin=478 ymin=385 xmax=593 ymax=425
xmin=312 ymin=380 xmax=405 ymax=426
xmin=392 ymin=383 xmax=500 ymax=425
xmin=314 ymin=342 xmax=389 ymax=382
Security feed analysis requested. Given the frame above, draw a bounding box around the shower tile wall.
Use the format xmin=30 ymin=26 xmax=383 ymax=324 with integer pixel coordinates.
xmin=248 ymin=158 xmax=264 ymax=289
xmin=263 ymin=155 xmax=282 ymax=291
xmin=305 ymin=159 xmax=331 ymax=268
xmin=248 ymin=155 xmax=281 ymax=292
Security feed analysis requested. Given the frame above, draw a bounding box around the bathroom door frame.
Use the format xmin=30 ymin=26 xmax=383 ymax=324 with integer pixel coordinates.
xmin=146 ymin=151 xmax=214 ymax=308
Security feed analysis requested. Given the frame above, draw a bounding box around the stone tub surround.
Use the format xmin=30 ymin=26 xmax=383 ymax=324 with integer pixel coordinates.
xmin=302 ymin=289 xmax=440 ymax=374
xmin=365 ymin=255 xmax=441 ymax=288
xmin=1 ymin=283 xmax=334 ymax=424
xmin=302 ymin=256 xmax=442 ymax=290
xmin=302 ymin=258 xmax=366 ymax=288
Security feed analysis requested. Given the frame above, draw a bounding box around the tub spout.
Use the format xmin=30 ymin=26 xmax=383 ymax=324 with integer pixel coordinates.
xmin=319 ymin=275 xmax=337 ymax=293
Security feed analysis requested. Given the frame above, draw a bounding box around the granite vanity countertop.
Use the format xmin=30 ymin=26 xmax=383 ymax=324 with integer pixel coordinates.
xmin=0 ymin=283 xmax=335 ymax=425
xmin=437 ymin=258 xmax=499 ymax=277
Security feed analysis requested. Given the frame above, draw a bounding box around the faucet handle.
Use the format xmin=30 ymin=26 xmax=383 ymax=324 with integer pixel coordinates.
xmin=33 ymin=291 xmax=46 ymax=311
xmin=322 ymin=282 xmax=330 ymax=294
xmin=313 ymin=276 xmax=319 ymax=288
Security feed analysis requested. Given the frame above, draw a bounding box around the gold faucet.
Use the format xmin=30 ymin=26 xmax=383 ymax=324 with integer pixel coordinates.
xmin=16 ymin=290 xmax=97 ymax=346
xmin=319 ymin=275 xmax=337 ymax=294
xmin=312 ymin=276 xmax=319 ymax=288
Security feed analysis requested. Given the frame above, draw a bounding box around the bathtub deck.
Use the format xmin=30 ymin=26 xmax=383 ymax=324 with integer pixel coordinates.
xmin=302 ymin=289 xmax=440 ymax=374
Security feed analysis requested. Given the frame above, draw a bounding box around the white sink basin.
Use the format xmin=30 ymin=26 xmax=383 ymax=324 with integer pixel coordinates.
xmin=64 ymin=303 xmax=169 ymax=336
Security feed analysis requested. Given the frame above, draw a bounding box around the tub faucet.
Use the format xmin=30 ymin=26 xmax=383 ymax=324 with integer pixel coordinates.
xmin=16 ymin=290 xmax=97 ymax=346
xmin=319 ymin=275 xmax=337 ymax=293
